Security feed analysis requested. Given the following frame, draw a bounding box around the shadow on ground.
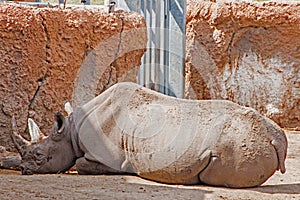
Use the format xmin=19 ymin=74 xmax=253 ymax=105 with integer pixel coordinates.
xmin=249 ymin=183 xmax=300 ymax=195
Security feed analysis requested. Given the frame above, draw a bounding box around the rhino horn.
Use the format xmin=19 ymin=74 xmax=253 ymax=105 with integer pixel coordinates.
xmin=28 ymin=118 xmax=46 ymax=143
xmin=11 ymin=116 xmax=30 ymax=155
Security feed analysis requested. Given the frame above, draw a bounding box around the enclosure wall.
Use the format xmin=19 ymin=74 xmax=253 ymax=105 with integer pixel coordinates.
xmin=185 ymin=0 xmax=300 ymax=128
xmin=0 ymin=3 xmax=147 ymax=150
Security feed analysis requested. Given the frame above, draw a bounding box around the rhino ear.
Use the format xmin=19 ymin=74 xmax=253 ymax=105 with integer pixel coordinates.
xmin=28 ymin=118 xmax=46 ymax=143
xmin=64 ymin=102 xmax=73 ymax=116
xmin=54 ymin=112 xmax=65 ymax=134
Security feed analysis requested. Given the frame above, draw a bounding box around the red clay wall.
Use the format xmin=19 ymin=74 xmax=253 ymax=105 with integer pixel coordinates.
xmin=0 ymin=3 xmax=147 ymax=151
xmin=185 ymin=1 xmax=300 ymax=128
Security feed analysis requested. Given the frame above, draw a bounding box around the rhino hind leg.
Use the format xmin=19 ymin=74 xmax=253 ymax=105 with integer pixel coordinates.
xmin=198 ymin=154 xmax=276 ymax=188
xmin=76 ymin=157 xmax=129 ymax=175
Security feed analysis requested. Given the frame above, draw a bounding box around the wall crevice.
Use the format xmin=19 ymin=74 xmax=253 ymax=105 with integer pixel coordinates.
xmin=105 ymin=15 xmax=125 ymax=90
xmin=39 ymin=12 xmax=51 ymax=64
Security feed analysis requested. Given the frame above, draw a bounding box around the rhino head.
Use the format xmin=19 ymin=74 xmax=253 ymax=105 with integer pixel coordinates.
xmin=11 ymin=110 xmax=76 ymax=175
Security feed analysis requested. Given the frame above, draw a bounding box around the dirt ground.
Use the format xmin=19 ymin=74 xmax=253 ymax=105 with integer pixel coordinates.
xmin=0 ymin=131 xmax=299 ymax=200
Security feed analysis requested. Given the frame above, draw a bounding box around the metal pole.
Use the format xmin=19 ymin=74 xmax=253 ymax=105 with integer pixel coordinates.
xmin=154 ymin=0 xmax=161 ymax=92
xmin=164 ymin=0 xmax=170 ymax=95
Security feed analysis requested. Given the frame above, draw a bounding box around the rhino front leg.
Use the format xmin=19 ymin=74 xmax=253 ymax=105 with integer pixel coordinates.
xmin=76 ymin=157 xmax=124 ymax=175
xmin=0 ymin=156 xmax=21 ymax=170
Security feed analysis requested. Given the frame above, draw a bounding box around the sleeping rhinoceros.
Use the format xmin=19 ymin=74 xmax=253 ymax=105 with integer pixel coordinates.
xmin=11 ymin=82 xmax=287 ymax=188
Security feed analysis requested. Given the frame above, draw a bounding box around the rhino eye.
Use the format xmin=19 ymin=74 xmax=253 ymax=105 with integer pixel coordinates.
xmin=47 ymin=155 xmax=52 ymax=162
xmin=36 ymin=152 xmax=44 ymax=157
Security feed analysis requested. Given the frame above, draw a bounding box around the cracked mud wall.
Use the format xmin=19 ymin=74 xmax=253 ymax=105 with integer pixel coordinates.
xmin=185 ymin=1 xmax=300 ymax=128
xmin=0 ymin=3 xmax=147 ymax=151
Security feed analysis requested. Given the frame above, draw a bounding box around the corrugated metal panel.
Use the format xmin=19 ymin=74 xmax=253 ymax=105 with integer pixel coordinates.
xmin=116 ymin=0 xmax=186 ymax=98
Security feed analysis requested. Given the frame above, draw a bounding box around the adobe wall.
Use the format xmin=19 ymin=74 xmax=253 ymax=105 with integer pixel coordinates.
xmin=185 ymin=0 xmax=300 ymax=128
xmin=0 ymin=3 xmax=147 ymax=151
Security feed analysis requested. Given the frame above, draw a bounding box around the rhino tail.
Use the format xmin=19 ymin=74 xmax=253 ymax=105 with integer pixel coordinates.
xmin=271 ymin=133 xmax=287 ymax=174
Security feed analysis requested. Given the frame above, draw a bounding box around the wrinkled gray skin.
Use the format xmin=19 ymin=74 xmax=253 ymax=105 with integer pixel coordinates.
xmin=11 ymin=113 xmax=76 ymax=175
xmin=11 ymin=82 xmax=288 ymax=188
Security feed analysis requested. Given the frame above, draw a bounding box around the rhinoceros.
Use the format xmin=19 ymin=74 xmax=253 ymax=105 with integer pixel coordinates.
xmin=11 ymin=82 xmax=287 ymax=188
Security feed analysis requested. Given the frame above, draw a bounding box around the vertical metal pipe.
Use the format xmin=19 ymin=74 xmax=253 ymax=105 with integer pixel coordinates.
xmin=145 ymin=0 xmax=152 ymax=89
xmin=138 ymin=0 xmax=146 ymax=86
xmin=154 ymin=0 xmax=161 ymax=92
xmin=164 ymin=0 xmax=170 ymax=95
xmin=159 ymin=0 xmax=165 ymax=93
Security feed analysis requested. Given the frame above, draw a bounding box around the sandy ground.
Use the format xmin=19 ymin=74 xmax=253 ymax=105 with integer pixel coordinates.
xmin=0 ymin=131 xmax=299 ymax=200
